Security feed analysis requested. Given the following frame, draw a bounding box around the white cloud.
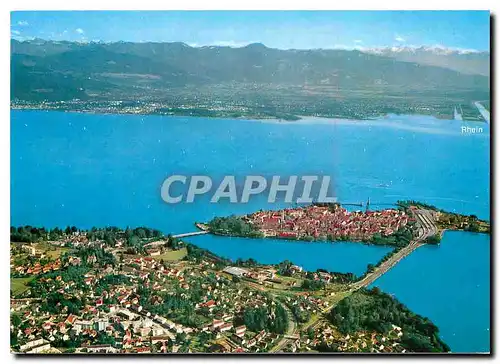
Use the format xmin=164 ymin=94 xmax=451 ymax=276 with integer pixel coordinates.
xmin=17 ymin=20 xmax=29 ymax=26
xmin=75 ymin=28 xmax=84 ymax=35
xmin=354 ymin=40 xmax=363 ymax=44
xmin=394 ymin=35 xmax=406 ymax=42
xmin=11 ymin=30 xmax=20 ymax=35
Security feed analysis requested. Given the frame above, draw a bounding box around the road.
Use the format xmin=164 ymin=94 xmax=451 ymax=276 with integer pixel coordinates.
xmin=268 ymin=302 xmax=297 ymax=353
xmin=143 ymin=231 xmax=208 ymax=248
xmin=269 ymin=292 xmax=352 ymax=353
xmin=267 ymin=208 xmax=441 ymax=353
xmin=350 ymin=240 xmax=424 ymax=290
xmin=267 ymin=208 xmax=440 ymax=352
xmin=172 ymin=231 xmax=208 ymax=238
xmin=241 ymin=279 xmax=298 ymax=353
xmin=351 ymin=208 xmax=437 ymax=291
xmin=236 ymin=208 xmax=440 ymax=353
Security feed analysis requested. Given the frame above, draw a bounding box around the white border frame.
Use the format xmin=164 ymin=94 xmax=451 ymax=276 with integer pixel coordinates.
xmin=2 ymin=3 xmax=497 ymax=364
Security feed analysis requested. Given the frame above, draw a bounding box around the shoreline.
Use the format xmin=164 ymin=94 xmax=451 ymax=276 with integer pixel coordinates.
xmin=201 ymin=202 xmax=490 ymax=252
xmin=439 ymin=228 xmax=489 ymax=238
xmin=204 ymin=228 xmax=403 ymax=248
xmin=11 ymin=108 xmax=490 ymax=139
xmin=10 ymin=105 xmax=457 ymax=123
xmin=196 ymin=226 xmax=489 ymax=247
xmin=10 ymin=105 xmax=378 ymax=123
xmin=9 ymin=106 xmax=299 ymax=122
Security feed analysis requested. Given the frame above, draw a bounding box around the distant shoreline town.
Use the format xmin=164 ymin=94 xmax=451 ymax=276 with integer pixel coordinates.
xmin=11 ymin=38 xmax=490 ymax=122
xmin=10 ymin=99 xmax=490 ymax=123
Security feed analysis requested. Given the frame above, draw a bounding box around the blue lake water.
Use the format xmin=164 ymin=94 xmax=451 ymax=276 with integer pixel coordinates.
xmin=11 ymin=110 xmax=490 ymax=352
xmin=188 ymin=234 xmax=391 ymax=277
xmin=370 ymin=231 xmax=490 ymax=353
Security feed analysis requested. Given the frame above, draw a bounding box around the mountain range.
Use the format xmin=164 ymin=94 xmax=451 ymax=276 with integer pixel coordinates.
xmin=11 ymin=39 xmax=489 ymax=107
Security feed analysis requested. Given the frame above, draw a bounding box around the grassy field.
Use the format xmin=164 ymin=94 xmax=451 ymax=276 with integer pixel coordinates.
xmin=34 ymin=242 xmax=70 ymax=259
xmin=11 ymin=253 xmax=29 ymax=266
xmin=149 ymin=247 xmax=188 ymax=261
xmin=11 ymin=276 xmax=34 ymax=296
xmin=276 ymin=275 xmax=303 ymax=289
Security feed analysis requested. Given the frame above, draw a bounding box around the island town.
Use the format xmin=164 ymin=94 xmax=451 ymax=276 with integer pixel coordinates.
xmin=207 ymin=201 xmax=489 ymax=245
xmin=247 ymin=204 xmax=409 ymax=241
xmin=10 ymin=202 xmax=488 ymax=354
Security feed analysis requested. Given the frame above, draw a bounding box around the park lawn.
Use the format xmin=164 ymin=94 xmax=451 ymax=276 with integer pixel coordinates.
xmin=300 ymin=312 xmax=320 ymax=331
xmin=219 ymin=271 xmax=233 ymax=280
xmin=34 ymin=242 xmax=70 ymax=259
xmin=274 ymin=274 xmax=303 ymax=290
xmin=323 ymin=290 xmax=354 ymax=312
xmin=11 ymin=276 xmax=34 ymax=296
xmin=151 ymin=247 xmax=188 ymax=261
xmin=11 ymin=253 xmax=29 ymax=266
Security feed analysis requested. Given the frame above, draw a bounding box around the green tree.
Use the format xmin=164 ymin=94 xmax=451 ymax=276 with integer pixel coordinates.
xmin=11 ymin=313 xmax=21 ymax=327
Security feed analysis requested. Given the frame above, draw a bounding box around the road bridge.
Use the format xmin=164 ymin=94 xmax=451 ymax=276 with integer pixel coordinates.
xmin=143 ymin=230 xmax=209 ymax=248
xmin=172 ymin=231 xmax=208 ymax=238
xmin=350 ymin=209 xmax=437 ymax=291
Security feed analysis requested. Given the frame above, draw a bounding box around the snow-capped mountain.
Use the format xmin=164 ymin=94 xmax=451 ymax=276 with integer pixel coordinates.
xmin=361 ymin=45 xmax=489 ymax=76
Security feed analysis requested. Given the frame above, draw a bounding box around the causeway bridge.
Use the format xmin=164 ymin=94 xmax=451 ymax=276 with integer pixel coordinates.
xmin=143 ymin=230 xmax=208 ymax=248
xmin=350 ymin=208 xmax=437 ymax=290
xmin=172 ymin=231 xmax=208 ymax=238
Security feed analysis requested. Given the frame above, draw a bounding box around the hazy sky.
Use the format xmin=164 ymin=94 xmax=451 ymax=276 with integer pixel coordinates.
xmin=10 ymin=10 xmax=490 ymax=51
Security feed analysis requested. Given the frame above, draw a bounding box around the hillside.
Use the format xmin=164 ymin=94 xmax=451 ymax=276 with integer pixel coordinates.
xmin=329 ymin=288 xmax=450 ymax=353
xmin=364 ymin=46 xmax=489 ymax=77
xmin=11 ymin=39 xmax=490 ymax=120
